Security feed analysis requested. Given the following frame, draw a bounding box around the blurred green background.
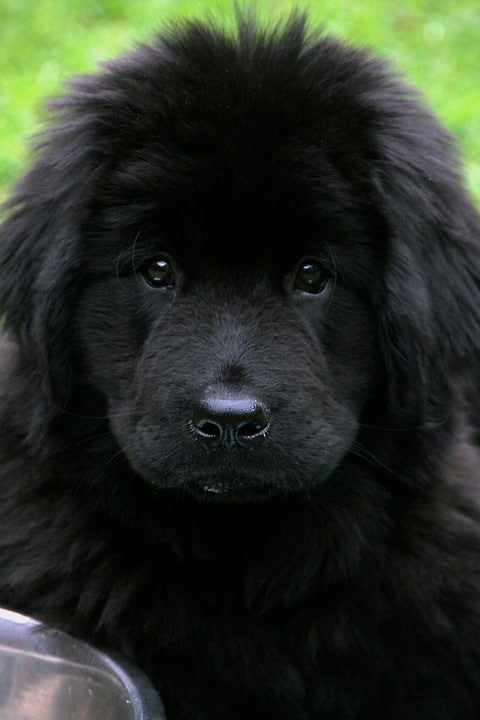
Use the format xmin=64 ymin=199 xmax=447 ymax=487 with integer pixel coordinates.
xmin=1 ymin=0 xmax=479 ymax=203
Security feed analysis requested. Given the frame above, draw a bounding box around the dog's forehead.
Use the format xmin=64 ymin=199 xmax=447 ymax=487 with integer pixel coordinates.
xmin=103 ymin=143 xmax=364 ymax=261
xmin=86 ymin=35 xmax=384 ymax=278
xmin=89 ymin=142 xmax=379 ymax=283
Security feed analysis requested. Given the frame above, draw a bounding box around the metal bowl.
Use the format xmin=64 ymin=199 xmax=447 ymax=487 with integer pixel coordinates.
xmin=0 ymin=608 xmax=166 ymax=720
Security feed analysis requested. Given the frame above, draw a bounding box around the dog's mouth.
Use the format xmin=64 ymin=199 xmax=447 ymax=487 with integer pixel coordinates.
xmin=185 ymin=478 xmax=278 ymax=503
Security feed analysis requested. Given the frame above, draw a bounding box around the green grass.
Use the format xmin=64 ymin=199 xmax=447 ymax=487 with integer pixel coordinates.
xmin=1 ymin=0 xmax=479 ymax=202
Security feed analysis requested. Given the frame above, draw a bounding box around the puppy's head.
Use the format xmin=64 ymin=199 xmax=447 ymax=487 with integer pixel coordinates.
xmin=1 ymin=15 xmax=479 ymax=501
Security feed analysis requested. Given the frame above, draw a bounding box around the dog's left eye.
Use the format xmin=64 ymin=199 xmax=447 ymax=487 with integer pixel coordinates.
xmin=142 ymin=257 xmax=176 ymax=288
xmin=294 ymin=260 xmax=330 ymax=294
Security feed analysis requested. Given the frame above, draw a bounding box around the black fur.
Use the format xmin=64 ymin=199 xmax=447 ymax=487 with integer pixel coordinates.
xmin=1 ymin=14 xmax=480 ymax=719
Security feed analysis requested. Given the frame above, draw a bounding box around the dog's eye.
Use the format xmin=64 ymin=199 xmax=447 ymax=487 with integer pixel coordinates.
xmin=142 ymin=257 xmax=176 ymax=288
xmin=294 ymin=261 xmax=330 ymax=294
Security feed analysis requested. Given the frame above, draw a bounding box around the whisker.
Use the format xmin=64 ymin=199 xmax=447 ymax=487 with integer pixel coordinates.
xmin=348 ymin=441 xmax=394 ymax=475
xmin=324 ymin=241 xmax=339 ymax=319
xmin=45 ymin=402 xmax=141 ymax=422
xmin=131 ymin=229 xmax=142 ymax=285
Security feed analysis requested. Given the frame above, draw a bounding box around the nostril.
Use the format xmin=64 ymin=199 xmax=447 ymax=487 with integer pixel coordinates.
xmin=237 ymin=421 xmax=264 ymax=439
xmin=235 ymin=404 xmax=270 ymax=440
xmin=195 ymin=419 xmax=223 ymax=442
xmin=191 ymin=389 xmax=270 ymax=450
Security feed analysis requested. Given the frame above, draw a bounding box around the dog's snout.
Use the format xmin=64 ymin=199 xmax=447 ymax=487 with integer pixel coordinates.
xmin=192 ymin=389 xmax=270 ymax=450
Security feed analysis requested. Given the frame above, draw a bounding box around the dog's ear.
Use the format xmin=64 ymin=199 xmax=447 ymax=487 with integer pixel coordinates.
xmin=370 ymin=91 xmax=480 ymax=423
xmin=0 ymin=84 xmax=111 ymax=416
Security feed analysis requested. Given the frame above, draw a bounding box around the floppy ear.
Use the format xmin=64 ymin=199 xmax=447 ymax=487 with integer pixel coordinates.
xmin=0 ymin=82 xmax=112 ymax=416
xmin=370 ymin=91 xmax=480 ymax=423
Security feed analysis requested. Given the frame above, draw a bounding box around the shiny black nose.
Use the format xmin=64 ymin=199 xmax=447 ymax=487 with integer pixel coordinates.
xmin=192 ymin=389 xmax=270 ymax=450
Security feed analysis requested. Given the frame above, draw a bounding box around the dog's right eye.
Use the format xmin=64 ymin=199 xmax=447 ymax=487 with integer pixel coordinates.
xmin=141 ymin=257 xmax=176 ymax=288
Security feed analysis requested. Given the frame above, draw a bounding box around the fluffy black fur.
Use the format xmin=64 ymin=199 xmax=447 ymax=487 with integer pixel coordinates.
xmin=1 ymin=14 xmax=480 ymax=719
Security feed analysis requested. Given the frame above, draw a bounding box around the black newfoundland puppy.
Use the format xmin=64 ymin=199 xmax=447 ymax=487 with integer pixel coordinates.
xmin=1 ymin=13 xmax=480 ymax=719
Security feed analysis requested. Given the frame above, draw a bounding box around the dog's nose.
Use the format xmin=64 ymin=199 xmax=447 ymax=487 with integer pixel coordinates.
xmin=191 ymin=389 xmax=270 ymax=450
